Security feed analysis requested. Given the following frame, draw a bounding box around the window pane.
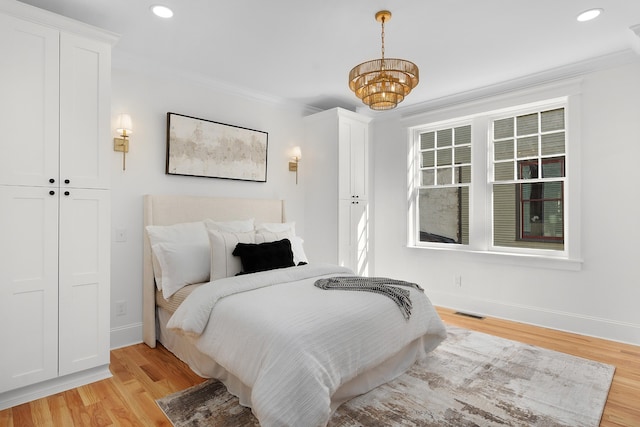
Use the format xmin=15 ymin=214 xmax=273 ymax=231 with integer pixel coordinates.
xmin=521 ymin=200 xmax=563 ymax=239
xmin=437 ymin=168 xmax=452 ymax=185
xmin=493 ymin=183 xmax=564 ymax=250
xmin=418 ymin=187 xmax=468 ymax=244
xmin=422 ymin=170 xmax=434 ymax=186
xmin=494 ymin=118 xmax=513 ymax=139
xmin=542 ymin=158 xmax=565 ymax=178
xmin=517 ymin=113 xmax=538 ymax=136
xmin=422 ymin=151 xmax=435 ymax=168
xmin=493 ymin=183 xmax=517 ymax=245
xmin=543 ymin=181 xmax=562 ymax=198
xmin=454 ymin=125 xmax=471 ymax=145
xmin=437 ymin=148 xmax=452 ymax=166
xmin=518 ymin=160 xmax=538 ymax=179
xmin=437 ymin=129 xmax=452 ymax=147
xmin=454 ymin=146 xmax=471 ymax=164
xmin=517 ymin=136 xmax=538 ymax=158
xmin=420 ymin=132 xmax=435 ymax=150
xmin=541 ymin=108 xmax=564 ymax=132
xmin=494 ymin=161 xmax=513 ymax=181
xmin=543 ymin=201 xmax=563 ymax=237
xmin=455 ymin=165 xmax=471 ymax=184
xmin=541 ymin=132 xmax=565 ymax=156
xmin=494 ymin=139 xmax=513 ymax=161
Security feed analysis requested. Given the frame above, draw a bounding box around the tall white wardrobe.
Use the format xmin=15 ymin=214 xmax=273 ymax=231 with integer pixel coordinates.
xmin=0 ymin=1 xmax=116 ymax=409
xmin=304 ymin=108 xmax=372 ymax=276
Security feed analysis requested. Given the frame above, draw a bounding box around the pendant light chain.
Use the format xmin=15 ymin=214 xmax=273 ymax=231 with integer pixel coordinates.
xmin=381 ymin=15 xmax=386 ymax=62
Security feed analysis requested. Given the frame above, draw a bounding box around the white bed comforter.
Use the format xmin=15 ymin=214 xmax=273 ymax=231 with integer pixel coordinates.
xmin=168 ymin=263 xmax=447 ymax=427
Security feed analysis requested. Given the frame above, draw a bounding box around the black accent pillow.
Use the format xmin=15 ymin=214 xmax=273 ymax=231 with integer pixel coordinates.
xmin=233 ymin=238 xmax=295 ymax=274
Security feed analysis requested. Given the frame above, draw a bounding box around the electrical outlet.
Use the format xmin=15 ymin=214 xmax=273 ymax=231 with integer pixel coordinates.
xmin=455 ymin=275 xmax=462 ymax=288
xmin=115 ymin=228 xmax=127 ymax=242
xmin=116 ymin=301 xmax=127 ymax=316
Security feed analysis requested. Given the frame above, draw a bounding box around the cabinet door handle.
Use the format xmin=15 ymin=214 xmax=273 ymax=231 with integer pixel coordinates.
xmin=64 ymin=191 xmax=70 ymax=196
xmin=64 ymin=179 xmax=70 ymax=184
xmin=49 ymin=178 xmax=55 ymax=184
xmin=49 ymin=190 xmax=55 ymax=196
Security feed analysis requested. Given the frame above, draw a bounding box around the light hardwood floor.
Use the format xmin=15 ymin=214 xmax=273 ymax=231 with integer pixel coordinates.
xmin=1 ymin=307 xmax=638 ymax=426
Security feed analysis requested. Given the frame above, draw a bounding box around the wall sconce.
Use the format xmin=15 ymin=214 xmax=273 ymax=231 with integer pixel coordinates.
xmin=289 ymin=146 xmax=302 ymax=184
xmin=114 ymin=113 xmax=133 ymax=170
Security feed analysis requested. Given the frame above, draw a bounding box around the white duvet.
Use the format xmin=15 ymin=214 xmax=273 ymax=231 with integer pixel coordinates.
xmin=168 ymin=263 xmax=447 ymax=427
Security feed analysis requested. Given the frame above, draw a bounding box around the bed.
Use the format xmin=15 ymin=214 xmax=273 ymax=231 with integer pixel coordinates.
xmin=142 ymin=194 xmax=447 ymax=427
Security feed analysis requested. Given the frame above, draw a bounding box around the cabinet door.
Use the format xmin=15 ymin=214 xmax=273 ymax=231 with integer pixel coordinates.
xmin=59 ymin=33 xmax=111 ymax=190
xmin=0 ymin=15 xmax=59 ymax=187
xmin=58 ymin=188 xmax=110 ymax=375
xmin=0 ymin=185 xmax=59 ymax=392
xmin=338 ymin=199 xmax=369 ymax=276
xmin=338 ymin=119 xmax=369 ymax=200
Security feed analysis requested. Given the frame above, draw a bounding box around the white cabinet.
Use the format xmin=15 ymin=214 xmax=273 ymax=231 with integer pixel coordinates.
xmin=0 ymin=186 xmax=59 ymax=391
xmin=0 ymin=2 xmax=114 ymax=405
xmin=0 ymin=14 xmax=111 ymax=189
xmin=58 ymin=189 xmax=111 ymax=376
xmin=338 ymin=119 xmax=369 ymax=201
xmin=304 ymin=108 xmax=372 ymax=276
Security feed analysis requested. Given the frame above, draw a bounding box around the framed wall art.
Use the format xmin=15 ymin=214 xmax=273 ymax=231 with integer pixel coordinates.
xmin=166 ymin=112 xmax=268 ymax=182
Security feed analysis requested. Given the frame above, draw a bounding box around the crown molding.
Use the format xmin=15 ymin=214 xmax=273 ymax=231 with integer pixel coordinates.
xmin=395 ymin=49 xmax=640 ymax=120
xmin=112 ymin=51 xmax=314 ymax=115
xmin=0 ymin=0 xmax=119 ymax=45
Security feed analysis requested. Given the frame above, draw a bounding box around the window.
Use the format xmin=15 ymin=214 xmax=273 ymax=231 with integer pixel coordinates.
xmin=491 ymin=107 xmax=566 ymax=251
xmin=409 ymin=94 xmax=579 ymax=267
xmin=417 ymin=124 xmax=471 ymax=244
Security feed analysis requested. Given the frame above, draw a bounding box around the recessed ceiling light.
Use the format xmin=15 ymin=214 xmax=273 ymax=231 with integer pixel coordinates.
xmin=577 ymin=8 xmax=603 ymax=22
xmin=151 ymin=5 xmax=174 ymax=19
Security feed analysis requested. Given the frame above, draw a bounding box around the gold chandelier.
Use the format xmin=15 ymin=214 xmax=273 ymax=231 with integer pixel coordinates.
xmin=349 ymin=10 xmax=419 ymax=111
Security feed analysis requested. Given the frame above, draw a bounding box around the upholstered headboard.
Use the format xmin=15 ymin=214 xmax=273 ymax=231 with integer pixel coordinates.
xmin=142 ymin=194 xmax=285 ymax=347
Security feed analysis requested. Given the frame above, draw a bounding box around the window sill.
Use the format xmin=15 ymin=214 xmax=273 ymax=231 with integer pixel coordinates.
xmin=407 ymin=244 xmax=583 ymax=271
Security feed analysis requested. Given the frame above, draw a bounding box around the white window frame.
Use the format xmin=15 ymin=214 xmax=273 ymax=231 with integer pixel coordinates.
xmin=405 ymin=80 xmax=583 ymax=271
xmin=411 ymin=118 xmax=473 ymax=245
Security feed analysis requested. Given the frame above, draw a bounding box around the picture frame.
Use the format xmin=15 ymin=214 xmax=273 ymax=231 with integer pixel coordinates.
xmin=166 ymin=112 xmax=268 ymax=182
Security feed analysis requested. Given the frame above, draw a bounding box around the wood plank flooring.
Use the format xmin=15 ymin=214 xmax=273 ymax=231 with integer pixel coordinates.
xmin=1 ymin=307 xmax=638 ymax=426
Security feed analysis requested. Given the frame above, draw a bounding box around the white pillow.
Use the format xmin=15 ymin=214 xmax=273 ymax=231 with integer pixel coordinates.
xmin=255 ymin=229 xmax=308 ymax=265
xmin=256 ymin=221 xmax=296 ymax=235
xmin=204 ymin=218 xmax=254 ymax=233
xmin=153 ymin=242 xmax=211 ymax=299
xmin=208 ymin=230 xmax=256 ymax=280
xmin=146 ymin=221 xmax=209 ymax=290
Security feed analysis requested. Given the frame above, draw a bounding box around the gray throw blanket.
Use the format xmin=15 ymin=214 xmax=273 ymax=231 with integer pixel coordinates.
xmin=314 ymin=276 xmax=424 ymax=320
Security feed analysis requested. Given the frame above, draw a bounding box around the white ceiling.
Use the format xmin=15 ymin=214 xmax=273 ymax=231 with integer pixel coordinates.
xmin=16 ymin=0 xmax=640 ymax=112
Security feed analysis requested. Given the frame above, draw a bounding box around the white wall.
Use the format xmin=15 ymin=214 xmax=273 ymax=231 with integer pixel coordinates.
xmin=109 ymin=64 xmax=308 ymax=348
xmin=109 ymin=55 xmax=640 ymax=348
xmin=371 ymin=61 xmax=640 ymax=345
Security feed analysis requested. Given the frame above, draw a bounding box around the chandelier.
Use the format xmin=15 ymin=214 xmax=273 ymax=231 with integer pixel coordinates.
xmin=349 ymin=10 xmax=419 ymax=110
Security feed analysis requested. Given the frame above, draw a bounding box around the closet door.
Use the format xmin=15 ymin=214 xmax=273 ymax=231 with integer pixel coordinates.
xmin=59 ymin=33 xmax=111 ymax=190
xmin=0 ymin=14 xmax=59 ymax=187
xmin=58 ymin=188 xmax=110 ymax=375
xmin=338 ymin=118 xmax=369 ymax=201
xmin=338 ymin=199 xmax=369 ymax=276
xmin=0 ymin=186 xmax=59 ymax=392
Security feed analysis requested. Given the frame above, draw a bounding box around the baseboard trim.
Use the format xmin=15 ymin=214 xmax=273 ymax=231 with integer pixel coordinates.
xmin=110 ymin=322 xmax=143 ymax=349
xmin=430 ymin=290 xmax=640 ymax=346
xmin=0 ymin=365 xmax=111 ymax=411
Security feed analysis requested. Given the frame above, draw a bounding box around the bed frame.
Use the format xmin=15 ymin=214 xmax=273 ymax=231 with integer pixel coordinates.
xmin=142 ymin=194 xmax=285 ymax=347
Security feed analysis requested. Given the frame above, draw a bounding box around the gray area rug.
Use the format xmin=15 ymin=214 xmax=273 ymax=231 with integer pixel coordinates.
xmin=156 ymin=326 xmax=615 ymax=426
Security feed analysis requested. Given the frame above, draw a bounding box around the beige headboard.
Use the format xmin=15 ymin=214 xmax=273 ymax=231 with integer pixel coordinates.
xmin=142 ymin=194 xmax=286 ymax=347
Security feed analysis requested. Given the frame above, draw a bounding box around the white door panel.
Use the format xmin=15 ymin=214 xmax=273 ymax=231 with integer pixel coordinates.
xmin=0 ymin=185 xmax=58 ymax=392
